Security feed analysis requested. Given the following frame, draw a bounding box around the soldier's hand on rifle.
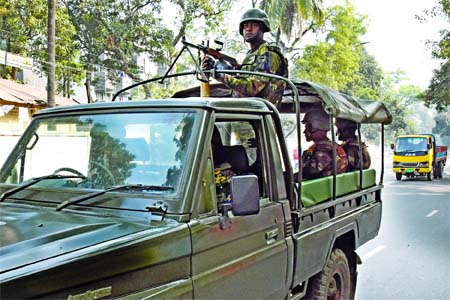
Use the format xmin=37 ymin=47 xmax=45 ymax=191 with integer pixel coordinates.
xmin=201 ymin=55 xmax=226 ymax=81
xmin=201 ymin=55 xmax=215 ymax=71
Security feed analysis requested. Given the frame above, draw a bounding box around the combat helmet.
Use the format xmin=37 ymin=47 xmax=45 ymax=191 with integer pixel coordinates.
xmin=335 ymin=118 xmax=357 ymax=135
xmin=302 ymin=109 xmax=331 ymax=131
xmin=239 ymin=8 xmax=271 ymax=35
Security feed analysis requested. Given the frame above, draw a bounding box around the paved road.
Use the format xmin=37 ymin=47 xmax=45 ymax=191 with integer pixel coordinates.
xmin=355 ymin=171 xmax=450 ymax=299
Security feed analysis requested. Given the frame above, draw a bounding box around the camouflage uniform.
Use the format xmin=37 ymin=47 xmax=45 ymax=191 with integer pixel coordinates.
xmin=221 ymin=41 xmax=287 ymax=106
xmin=341 ymin=137 xmax=371 ymax=171
xmin=302 ymin=138 xmax=348 ymax=180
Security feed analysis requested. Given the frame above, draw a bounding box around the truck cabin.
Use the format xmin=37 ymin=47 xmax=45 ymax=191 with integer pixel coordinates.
xmin=391 ymin=136 xmax=432 ymax=154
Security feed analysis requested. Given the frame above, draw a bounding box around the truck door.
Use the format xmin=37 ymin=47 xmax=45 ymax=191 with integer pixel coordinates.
xmin=190 ymin=117 xmax=289 ymax=299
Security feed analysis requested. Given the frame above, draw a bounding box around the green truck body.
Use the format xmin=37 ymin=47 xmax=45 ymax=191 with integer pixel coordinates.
xmin=0 ymin=76 xmax=391 ymax=299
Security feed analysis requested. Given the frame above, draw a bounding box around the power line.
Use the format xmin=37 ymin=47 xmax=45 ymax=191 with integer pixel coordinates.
xmin=1 ymin=48 xmax=145 ymax=80
xmin=0 ymin=31 xmax=144 ymax=69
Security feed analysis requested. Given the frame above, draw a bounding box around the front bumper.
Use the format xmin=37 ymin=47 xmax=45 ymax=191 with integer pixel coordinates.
xmin=393 ymin=167 xmax=431 ymax=176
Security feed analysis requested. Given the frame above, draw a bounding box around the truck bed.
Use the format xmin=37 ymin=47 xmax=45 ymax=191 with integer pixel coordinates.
xmin=436 ymin=146 xmax=448 ymax=163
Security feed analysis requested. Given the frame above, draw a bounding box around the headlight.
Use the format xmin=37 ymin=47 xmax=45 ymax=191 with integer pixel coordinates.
xmin=418 ymin=162 xmax=429 ymax=167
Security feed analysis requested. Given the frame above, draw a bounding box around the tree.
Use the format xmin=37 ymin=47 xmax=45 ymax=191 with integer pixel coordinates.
xmin=292 ymin=3 xmax=366 ymax=91
xmin=380 ymin=72 xmax=422 ymax=145
xmin=343 ymin=48 xmax=383 ymax=99
xmin=420 ymin=61 xmax=450 ymax=111
xmin=29 ymin=5 xmax=83 ymax=98
xmin=418 ymin=0 xmax=450 ymax=111
xmin=0 ymin=0 xmax=82 ymax=97
xmin=63 ymin=0 xmax=169 ymax=101
xmin=168 ymin=0 xmax=234 ymax=48
xmin=432 ymin=110 xmax=450 ymax=146
xmin=0 ymin=0 xmax=47 ymax=79
xmin=62 ymin=0 xmax=234 ymax=101
xmin=47 ymin=0 xmax=56 ymax=107
xmin=258 ymin=0 xmax=324 ymax=49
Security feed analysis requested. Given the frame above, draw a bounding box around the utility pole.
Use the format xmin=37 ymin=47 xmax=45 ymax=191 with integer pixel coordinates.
xmin=47 ymin=0 xmax=56 ymax=108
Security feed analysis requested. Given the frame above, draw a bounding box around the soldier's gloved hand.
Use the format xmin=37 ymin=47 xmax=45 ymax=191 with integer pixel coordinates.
xmin=201 ymin=55 xmax=227 ymax=82
xmin=201 ymin=55 xmax=216 ymax=73
xmin=213 ymin=60 xmax=227 ymax=81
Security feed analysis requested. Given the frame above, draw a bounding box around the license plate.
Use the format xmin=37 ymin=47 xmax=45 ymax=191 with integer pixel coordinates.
xmin=406 ymin=168 xmax=413 ymax=173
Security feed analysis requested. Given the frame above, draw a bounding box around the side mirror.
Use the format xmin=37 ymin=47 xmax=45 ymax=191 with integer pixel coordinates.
xmin=390 ymin=143 xmax=394 ymax=150
xmin=231 ymin=175 xmax=260 ymax=216
xmin=427 ymin=144 xmax=432 ymax=150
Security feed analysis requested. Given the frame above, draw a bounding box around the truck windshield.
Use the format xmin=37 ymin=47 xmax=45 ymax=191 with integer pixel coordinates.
xmin=395 ymin=137 xmax=428 ymax=152
xmin=0 ymin=110 xmax=198 ymax=206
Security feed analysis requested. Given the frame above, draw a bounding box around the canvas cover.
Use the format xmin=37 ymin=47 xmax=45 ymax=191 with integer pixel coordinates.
xmin=171 ymin=77 xmax=392 ymax=125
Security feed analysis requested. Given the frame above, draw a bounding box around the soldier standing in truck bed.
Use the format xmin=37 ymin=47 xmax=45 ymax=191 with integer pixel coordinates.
xmin=202 ymin=8 xmax=288 ymax=106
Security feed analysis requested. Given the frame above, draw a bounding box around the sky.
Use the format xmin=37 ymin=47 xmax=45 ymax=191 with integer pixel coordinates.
xmin=347 ymin=0 xmax=445 ymax=88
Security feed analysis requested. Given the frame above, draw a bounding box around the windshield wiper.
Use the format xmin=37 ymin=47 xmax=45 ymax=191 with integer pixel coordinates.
xmin=56 ymin=184 xmax=174 ymax=211
xmin=0 ymin=174 xmax=85 ymax=202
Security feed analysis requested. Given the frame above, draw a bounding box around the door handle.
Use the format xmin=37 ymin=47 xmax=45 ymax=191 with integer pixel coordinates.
xmin=265 ymin=229 xmax=279 ymax=244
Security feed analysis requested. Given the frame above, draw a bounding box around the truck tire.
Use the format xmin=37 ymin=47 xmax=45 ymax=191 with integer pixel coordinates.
xmin=396 ymin=173 xmax=402 ymax=181
xmin=427 ymin=172 xmax=432 ymax=181
xmin=437 ymin=162 xmax=443 ymax=178
xmin=305 ymin=248 xmax=354 ymax=300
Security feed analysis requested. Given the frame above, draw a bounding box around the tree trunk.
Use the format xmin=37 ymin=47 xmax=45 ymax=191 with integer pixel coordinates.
xmin=85 ymin=73 xmax=93 ymax=103
xmin=47 ymin=0 xmax=56 ymax=108
xmin=63 ymin=76 xmax=70 ymax=98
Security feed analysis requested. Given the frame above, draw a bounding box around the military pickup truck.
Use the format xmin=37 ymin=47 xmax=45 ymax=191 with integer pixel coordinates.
xmin=0 ymin=71 xmax=392 ymax=299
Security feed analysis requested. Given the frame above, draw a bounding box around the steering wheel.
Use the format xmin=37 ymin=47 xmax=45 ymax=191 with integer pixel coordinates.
xmin=53 ymin=167 xmax=86 ymax=178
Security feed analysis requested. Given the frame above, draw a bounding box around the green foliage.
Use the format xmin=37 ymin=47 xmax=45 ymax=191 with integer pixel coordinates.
xmin=0 ymin=0 xmax=83 ymax=94
xmin=343 ymin=48 xmax=383 ymax=99
xmin=63 ymin=0 xmax=173 ymax=75
xmin=419 ymin=61 xmax=450 ymax=111
xmin=259 ymin=0 xmax=324 ymax=46
xmin=0 ymin=0 xmax=46 ymax=55
xmin=380 ymin=72 xmax=424 ymax=145
xmin=418 ymin=0 xmax=450 ymax=111
xmin=168 ymin=0 xmax=234 ymax=45
xmin=30 ymin=5 xmax=84 ymax=96
xmin=292 ymin=3 xmax=366 ymax=91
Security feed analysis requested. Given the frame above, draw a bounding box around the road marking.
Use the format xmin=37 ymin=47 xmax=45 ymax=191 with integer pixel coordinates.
xmin=426 ymin=210 xmax=439 ymax=218
xmin=361 ymin=245 xmax=385 ymax=261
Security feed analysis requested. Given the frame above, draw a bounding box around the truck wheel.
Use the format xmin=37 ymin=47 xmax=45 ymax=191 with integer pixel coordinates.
xmin=437 ymin=162 xmax=443 ymax=178
xmin=305 ymin=248 xmax=354 ymax=300
xmin=396 ymin=173 xmax=402 ymax=181
xmin=427 ymin=172 xmax=432 ymax=181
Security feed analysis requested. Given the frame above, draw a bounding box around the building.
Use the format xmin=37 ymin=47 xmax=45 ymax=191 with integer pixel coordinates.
xmin=0 ymin=77 xmax=78 ymax=166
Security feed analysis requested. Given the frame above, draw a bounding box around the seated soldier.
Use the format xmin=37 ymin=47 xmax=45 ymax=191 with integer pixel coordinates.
xmin=335 ymin=118 xmax=371 ymax=171
xmin=301 ymin=109 xmax=348 ymax=180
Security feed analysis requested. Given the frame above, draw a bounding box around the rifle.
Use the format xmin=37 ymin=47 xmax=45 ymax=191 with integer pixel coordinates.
xmin=182 ymin=38 xmax=239 ymax=70
xmin=160 ymin=37 xmax=239 ymax=97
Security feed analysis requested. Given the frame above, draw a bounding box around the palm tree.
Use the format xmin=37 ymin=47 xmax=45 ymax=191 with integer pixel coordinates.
xmin=258 ymin=0 xmax=324 ymax=49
